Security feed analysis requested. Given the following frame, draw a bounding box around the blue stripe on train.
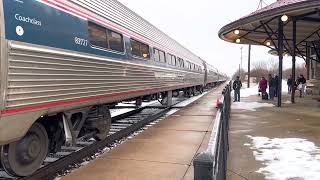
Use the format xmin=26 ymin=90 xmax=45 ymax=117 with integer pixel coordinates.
xmin=3 ymin=0 xmax=126 ymax=59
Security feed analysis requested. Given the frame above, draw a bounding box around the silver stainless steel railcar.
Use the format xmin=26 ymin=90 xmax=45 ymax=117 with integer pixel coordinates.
xmin=0 ymin=0 xmax=226 ymax=176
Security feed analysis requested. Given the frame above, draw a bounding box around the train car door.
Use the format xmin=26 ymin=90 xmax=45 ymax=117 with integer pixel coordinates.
xmin=203 ymin=61 xmax=208 ymax=85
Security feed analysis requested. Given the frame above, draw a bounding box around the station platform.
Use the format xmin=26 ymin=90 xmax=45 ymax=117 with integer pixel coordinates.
xmin=227 ymin=92 xmax=320 ymax=180
xmin=61 ymin=85 xmax=225 ymax=180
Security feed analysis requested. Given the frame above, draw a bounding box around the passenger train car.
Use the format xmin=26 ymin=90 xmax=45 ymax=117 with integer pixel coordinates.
xmin=0 ymin=0 xmax=226 ymax=176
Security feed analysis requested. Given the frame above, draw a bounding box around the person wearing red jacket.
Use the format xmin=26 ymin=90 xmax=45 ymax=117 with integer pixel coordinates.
xmin=259 ymin=77 xmax=268 ymax=99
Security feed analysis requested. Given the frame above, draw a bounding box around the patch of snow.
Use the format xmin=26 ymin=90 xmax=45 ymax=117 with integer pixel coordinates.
xmin=110 ymin=108 xmax=133 ymax=117
xmin=232 ymin=102 xmax=274 ymax=111
xmin=80 ymin=161 xmax=90 ymax=166
xmin=240 ymin=84 xmax=260 ymax=98
xmin=244 ymin=143 xmax=251 ymax=146
xmin=247 ymin=136 xmax=320 ymax=180
xmin=284 ymin=100 xmax=292 ymax=104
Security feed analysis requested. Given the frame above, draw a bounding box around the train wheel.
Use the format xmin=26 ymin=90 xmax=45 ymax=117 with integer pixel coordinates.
xmin=172 ymin=91 xmax=179 ymax=97
xmin=93 ymin=106 xmax=112 ymax=141
xmin=0 ymin=123 xmax=48 ymax=177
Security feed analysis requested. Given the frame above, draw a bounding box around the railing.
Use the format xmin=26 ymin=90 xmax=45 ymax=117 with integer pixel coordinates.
xmin=193 ymin=82 xmax=232 ymax=180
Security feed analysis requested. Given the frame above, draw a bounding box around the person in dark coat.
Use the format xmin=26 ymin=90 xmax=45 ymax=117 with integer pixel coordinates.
xmin=287 ymin=75 xmax=293 ymax=94
xmin=274 ymin=75 xmax=279 ymax=97
xmin=233 ymin=76 xmax=242 ymax=102
xmin=297 ymin=74 xmax=306 ymax=98
xmin=268 ymin=74 xmax=276 ymax=100
xmin=259 ymin=77 xmax=268 ymax=100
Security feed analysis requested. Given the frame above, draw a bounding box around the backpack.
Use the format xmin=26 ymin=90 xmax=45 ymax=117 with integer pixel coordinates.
xmin=262 ymin=92 xmax=269 ymax=100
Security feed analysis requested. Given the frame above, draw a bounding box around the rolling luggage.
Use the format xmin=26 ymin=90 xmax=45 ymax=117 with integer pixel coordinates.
xmin=262 ymin=92 xmax=269 ymax=100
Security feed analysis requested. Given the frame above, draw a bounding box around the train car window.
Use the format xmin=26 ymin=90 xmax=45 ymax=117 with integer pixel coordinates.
xmin=167 ymin=54 xmax=172 ymax=65
xmin=188 ymin=62 xmax=192 ymax=70
xmin=171 ymin=55 xmax=176 ymax=66
xmin=130 ymin=39 xmax=150 ymax=59
xmin=180 ymin=59 xmax=185 ymax=68
xmin=131 ymin=40 xmax=141 ymax=57
xmin=159 ymin=50 xmax=166 ymax=63
xmin=107 ymin=30 xmax=124 ymax=52
xmin=140 ymin=43 xmax=150 ymax=59
xmin=154 ymin=49 xmax=160 ymax=61
xmin=167 ymin=55 xmax=171 ymax=65
xmin=88 ymin=22 xmax=108 ymax=48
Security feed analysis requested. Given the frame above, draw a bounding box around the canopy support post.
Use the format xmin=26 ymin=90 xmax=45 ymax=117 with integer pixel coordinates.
xmin=278 ymin=17 xmax=284 ymax=107
xmin=291 ymin=20 xmax=296 ymax=104
xmin=306 ymin=42 xmax=311 ymax=80
xmin=247 ymin=45 xmax=251 ymax=88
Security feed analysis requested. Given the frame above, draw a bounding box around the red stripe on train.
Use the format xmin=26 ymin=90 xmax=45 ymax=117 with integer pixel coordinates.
xmin=0 ymin=85 xmax=186 ymax=115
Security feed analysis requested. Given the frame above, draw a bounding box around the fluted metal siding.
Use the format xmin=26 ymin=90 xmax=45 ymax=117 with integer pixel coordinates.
xmin=67 ymin=0 xmax=203 ymax=65
xmin=6 ymin=41 xmax=204 ymax=109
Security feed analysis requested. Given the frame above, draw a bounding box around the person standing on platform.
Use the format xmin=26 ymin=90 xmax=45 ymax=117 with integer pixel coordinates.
xmin=297 ymin=74 xmax=306 ymax=98
xmin=274 ymin=75 xmax=279 ymax=97
xmin=287 ymin=75 xmax=293 ymax=94
xmin=259 ymin=77 xmax=268 ymax=100
xmin=268 ymin=74 xmax=275 ymax=100
xmin=233 ymin=76 xmax=242 ymax=102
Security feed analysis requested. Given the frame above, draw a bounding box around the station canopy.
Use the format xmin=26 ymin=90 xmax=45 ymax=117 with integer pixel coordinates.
xmin=219 ymin=0 xmax=320 ymax=61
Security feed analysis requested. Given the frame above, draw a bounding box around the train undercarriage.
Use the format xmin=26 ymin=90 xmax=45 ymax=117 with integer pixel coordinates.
xmin=0 ymin=84 xmax=218 ymax=177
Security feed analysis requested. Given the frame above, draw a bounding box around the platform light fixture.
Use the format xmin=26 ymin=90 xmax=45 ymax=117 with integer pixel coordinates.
xmin=236 ymin=38 xmax=241 ymax=43
xmin=281 ymin=14 xmax=289 ymax=22
xmin=266 ymin=41 xmax=271 ymax=46
xmin=234 ymin=29 xmax=240 ymax=35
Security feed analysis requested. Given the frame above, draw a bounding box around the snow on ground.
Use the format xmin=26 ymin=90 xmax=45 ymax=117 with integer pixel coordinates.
xmin=247 ymin=135 xmax=320 ymax=180
xmin=240 ymin=84 xmax=260 ymax=98
xmin=232 ymin=102 xmax=274 ymax=111
xmin=110 ymin=101 xmax=159 ymax=117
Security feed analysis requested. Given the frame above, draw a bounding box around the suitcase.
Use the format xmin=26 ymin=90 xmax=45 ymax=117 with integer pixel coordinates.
xmin=262 ymin=92 xmax=269 ymax=100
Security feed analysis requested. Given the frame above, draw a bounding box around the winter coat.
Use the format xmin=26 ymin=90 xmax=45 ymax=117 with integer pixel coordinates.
xmin=259 ymin=79 xmax=268 ymax=91
xmin=298 ymin=77 xmax=306 ymax=84
xmin=233 ymin=80 xmax=242 ymax=90
xmin=268 ymin=78 xmax=276 ymax=87
xmin=274 ymin=76 xmax=279 ymax=88
xmin=287 ymin=78 xmax=293 ymax=86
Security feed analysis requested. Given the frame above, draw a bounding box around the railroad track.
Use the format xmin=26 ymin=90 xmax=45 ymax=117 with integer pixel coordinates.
xmin=0 ymin=88 xmax=215 ymax=180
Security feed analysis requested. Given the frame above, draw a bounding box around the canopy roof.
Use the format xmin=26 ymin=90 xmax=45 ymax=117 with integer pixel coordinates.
xmin=219 ymin=0 xmax=320 ymax=59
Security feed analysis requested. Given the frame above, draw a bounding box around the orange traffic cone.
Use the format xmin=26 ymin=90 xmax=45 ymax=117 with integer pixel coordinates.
xmin=216 ymin=98 xmax=222 ymax=109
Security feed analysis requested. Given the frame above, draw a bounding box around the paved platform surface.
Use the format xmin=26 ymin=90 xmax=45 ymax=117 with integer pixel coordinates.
xmin=62 ymin=85 xmax=225 ymax=180
xmin=227 ymin=93 xmax=320 ymax=180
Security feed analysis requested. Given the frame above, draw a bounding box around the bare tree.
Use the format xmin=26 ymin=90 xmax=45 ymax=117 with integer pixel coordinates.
xmin=231 ymin=68 xmax=246 ymax=80
xmin=251 ymin=60 xmax=269 ymax=82
xmin=283 ymin=63 xmax=307 ymax=80
xmin=267 ymin=58 xmax=279 ymax=76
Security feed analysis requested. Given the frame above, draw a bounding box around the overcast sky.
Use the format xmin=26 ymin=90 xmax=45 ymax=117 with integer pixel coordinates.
xmin=117 ymin=0 xmax=304 ymax=76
